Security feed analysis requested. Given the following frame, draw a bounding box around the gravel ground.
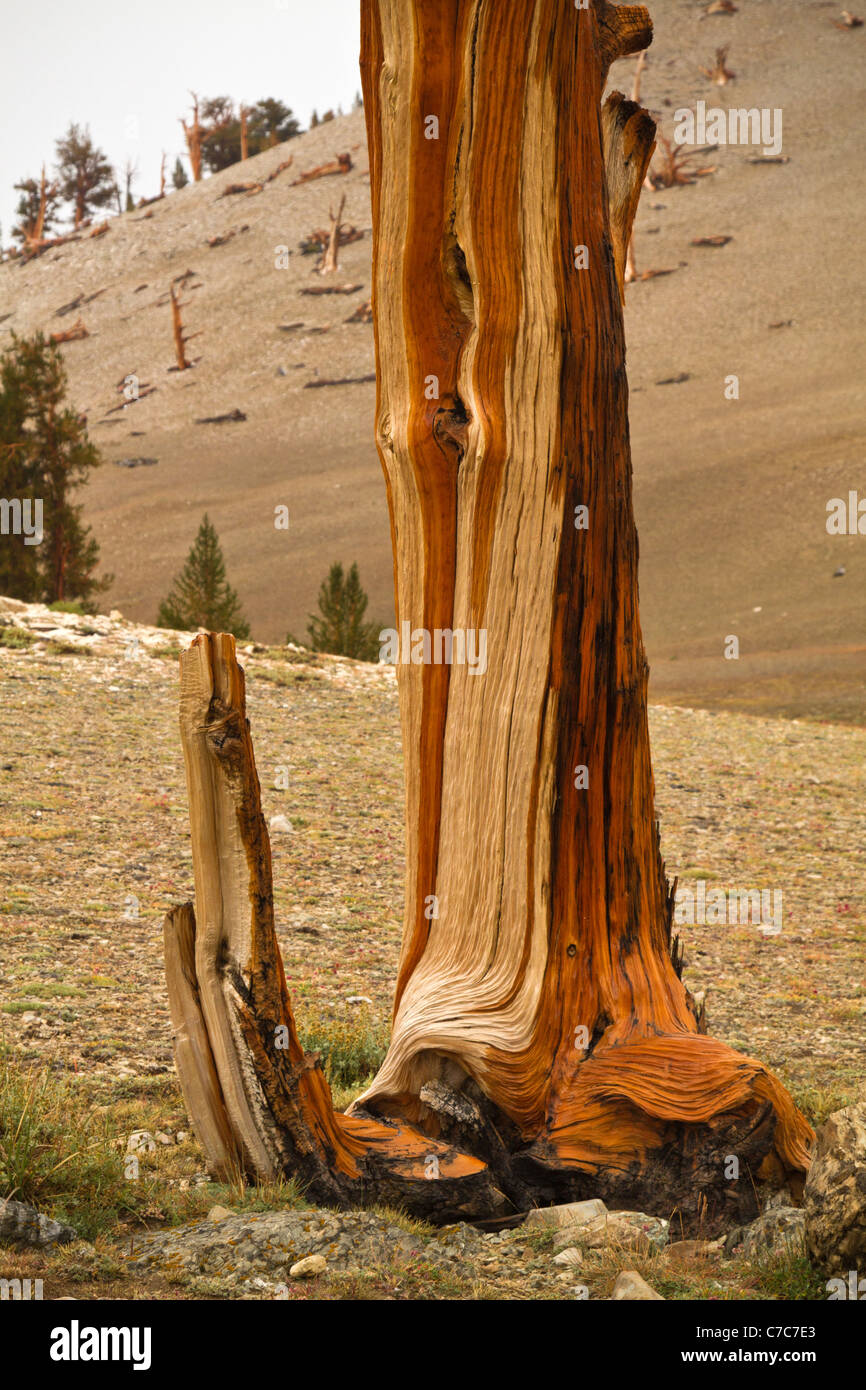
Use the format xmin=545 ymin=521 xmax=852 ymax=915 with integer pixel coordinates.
xmin=0 ymin=600 xmax=863 ymax=1109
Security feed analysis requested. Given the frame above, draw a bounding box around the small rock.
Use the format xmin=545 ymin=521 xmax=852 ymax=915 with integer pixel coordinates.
xmin=289 ymin=1254 xmax=327 ymax=1280
xmin=346 ymin=995 xmax=374 ymax=1005
xmin=552 ymin=1247 xmax=583 ymax=1267
xmin=735 ymin=1208 xmax=805 ymax=1260
xmin=525 ymin=1198 xmax=607 ymax=1231
xmin=207 ymin=1205 xmax=234 ymax=1223
xmin=610 ymin=1269 xmax=664 ymax=1301
xmin=176 ymin=1131 xmax=189 ymax=1144
xmin=155 ymin=1131 xmax=173 ymax=1146
xmin=269 ymin=815 xmax=293 ymax=834
xmin=0 ymin=1198 xmax=77 ymax=1249
xmin=126 ymin=1130 xmax=156 ymax=1155
xmin=555 ymin=1210 xmax=669 ymax=1255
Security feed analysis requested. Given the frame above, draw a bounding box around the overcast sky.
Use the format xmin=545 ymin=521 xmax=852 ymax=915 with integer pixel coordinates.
xmin=0 ymin=0 xmax=363 ymax=237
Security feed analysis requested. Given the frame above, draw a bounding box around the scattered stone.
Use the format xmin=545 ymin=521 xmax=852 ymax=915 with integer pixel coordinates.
xmin=525 ymin=1198 xmax=607 ymax=1231
xmin=126 ymin=1130 xmax=157 ymax=1155
xmin=804 ymin=1103 xmax=866 ymax=1276
xmin=727 ymin=1207 xmax=805 ymax=1259
xmin=155 ymin=1131 xmax=173 ymax=1145
xmin=114 ymin=457 xmax=158 ymax=469
xmin=176 ymin=1131 xmax=189 ymax=1144
xmin=269 ymin=814 xmax=293 ymax=834
xmin=552 ymin=1247 xmax=583 ymax=1267
xmin=289 ymin=1254 xmax=328 ymax=1279
xmin=554 ymin=1210 xmax=669 ymax=1255
xmin=207 ymin=1205 xmax=234 ymax=1223
xmin=0 ymin=1198 xmax=77 ymax=1249
xmin=122 ymin=1209 xmax=489 ymax=1283
xmin=611 ymin=1269 xmax=664 ymax=1301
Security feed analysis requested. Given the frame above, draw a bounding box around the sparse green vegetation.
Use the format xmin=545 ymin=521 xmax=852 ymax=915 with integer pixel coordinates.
xmin=0 ymin=626 xmax=34 ymax=649
xmin=296 ymin=1004 xmax=389 ymax=1096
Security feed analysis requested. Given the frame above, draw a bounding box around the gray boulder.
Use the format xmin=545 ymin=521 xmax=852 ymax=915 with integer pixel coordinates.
xmin=0 ymin=1198 xmax=77 ymax=1249
xmin=804 ymin=1103 xmax=866 ymax=1276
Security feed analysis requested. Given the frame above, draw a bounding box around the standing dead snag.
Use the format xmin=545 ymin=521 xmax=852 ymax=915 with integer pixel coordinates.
xmin=165 ymin=0 xmax=812 ymax=1225
xmin=169 ymin=284 xmax=199 ymax=370
xmin=165 ymin=633 xmax=507 ymax=1216
xmin=181 ymin=94 xmax=205 ymax=182
xmin=319 ymin=194 xmax=348 ymax=274
xmin=700 ymin=45 xmax=736 ymax=84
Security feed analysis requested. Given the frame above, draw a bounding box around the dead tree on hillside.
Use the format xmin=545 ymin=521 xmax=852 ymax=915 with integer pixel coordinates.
xmin=700 ymin=45 xmax=735 ymax=84
xmin=181 ymin=94 xmax=205 ymax=182
xmin=164 ymin=0 xmax=813 ymax=1225
xmin=318 ymin=194 xmax=347 ymax=274
xmin=169 ymin=284 xmax=198 ymax=369
xmin=33 ymin=166 xmax=57 ymax=245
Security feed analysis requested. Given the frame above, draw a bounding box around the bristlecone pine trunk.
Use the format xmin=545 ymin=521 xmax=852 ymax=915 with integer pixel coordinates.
xmin=164 ymin=0 xmax=812 ymax=1226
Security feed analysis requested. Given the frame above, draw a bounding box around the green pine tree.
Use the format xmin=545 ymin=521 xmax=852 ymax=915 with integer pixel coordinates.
xmin=171 ymin=157 xmax=189 ymax=191
xmin=54 ymin=123 xmax=116 ymax=228
xmin=305 ymin=562 xmax=381 ymax=661
xmin=158 ymin=515 xmax=250 ymax=638
xmin=0 ymin=332 xmax=108 ymax=604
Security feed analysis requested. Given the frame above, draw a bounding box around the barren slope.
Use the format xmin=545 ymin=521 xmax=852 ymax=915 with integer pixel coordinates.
xmin=0 ymin=0 xmax=863 ymax=721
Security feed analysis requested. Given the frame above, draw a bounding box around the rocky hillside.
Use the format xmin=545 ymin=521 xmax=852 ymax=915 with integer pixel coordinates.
xmin=0 ymin=0 xmax=863 ymax=726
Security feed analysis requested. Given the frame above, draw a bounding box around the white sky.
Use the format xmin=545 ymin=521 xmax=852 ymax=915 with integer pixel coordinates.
xmin=0 ymin=0 xmax=363 ymax=236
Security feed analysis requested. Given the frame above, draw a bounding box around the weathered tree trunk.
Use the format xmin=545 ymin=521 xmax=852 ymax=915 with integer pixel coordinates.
xmin=164 ymin=0 xmax=812 ymax=1227
xmin=169 ymin=285 xmax=196 ymax=370
xmin=319 ymin=194 xmax=347 ymax=274
xmin=181 ymin=95 xmax=204 ymax=182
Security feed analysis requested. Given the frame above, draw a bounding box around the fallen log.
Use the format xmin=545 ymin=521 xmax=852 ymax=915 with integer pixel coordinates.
xmin=49 ymin=317 xmax=89 ymax=344
xmin=291 ymin=152 xmax=353 ymax=185
xmin=303 ymin=372 xmax=375 ymax=388
xmin=218 ymin=181 xmax=264 ymax=198
xmin=345 ymin=298 xmax=373 ymax=324
xmin=55 ymin=288 xmax=106 ymax=318
xmin=193 ymin=408 xmax=247 ymax=424
xmin=299 ymin=282 xmax=363 ymax=296
xmin=101 ymin=385 xmax=158 ymax=415
xmin=265 ymin=157 xmax=294 ymax=183
xmin=207 ymin=226 xmax=250 ymax=248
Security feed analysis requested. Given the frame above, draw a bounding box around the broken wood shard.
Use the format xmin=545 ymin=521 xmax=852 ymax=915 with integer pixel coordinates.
xmin=165 ymin=632 xmax=508 ymax=1216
